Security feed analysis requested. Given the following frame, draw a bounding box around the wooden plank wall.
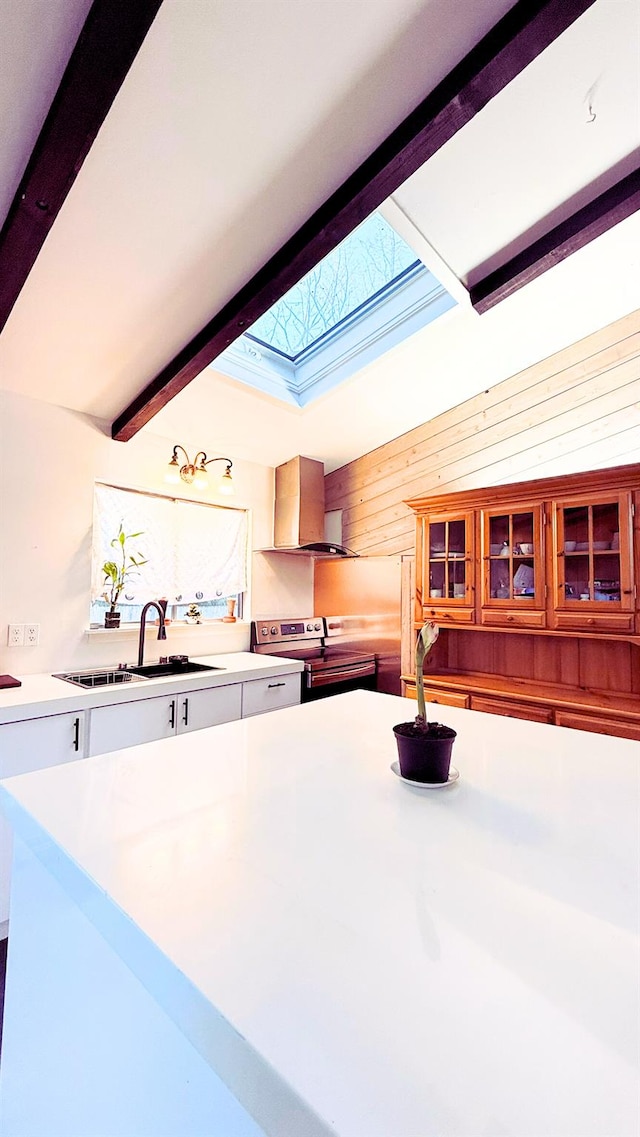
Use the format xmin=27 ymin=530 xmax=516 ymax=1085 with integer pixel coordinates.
xmin=325 ymin=308 xmax=640 ymax=556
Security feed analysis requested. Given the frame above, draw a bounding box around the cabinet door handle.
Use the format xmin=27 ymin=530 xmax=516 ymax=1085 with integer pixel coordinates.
xmin=73 ymin=716 xmax=80 ymax=752
xmin=268 ymin=682 xmax=285 ymax=689
xmin=182 ymin=697 xmax=189 ymax=726
xmin=169 ymin=699 xmax=176 ymax=729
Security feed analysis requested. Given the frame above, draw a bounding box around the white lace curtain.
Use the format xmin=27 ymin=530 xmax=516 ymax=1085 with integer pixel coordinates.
xmin=91 ymin=484 xmax=248 ymax=604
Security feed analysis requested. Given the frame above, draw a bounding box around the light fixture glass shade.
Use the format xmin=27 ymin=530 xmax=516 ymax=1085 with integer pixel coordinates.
xmin=194 ymin=465 xmax=208 ymax=489
xmin=218 ymin=467 xmax=234 ymax=495
xmin=165 ymin=459 xmax=180 ymax=484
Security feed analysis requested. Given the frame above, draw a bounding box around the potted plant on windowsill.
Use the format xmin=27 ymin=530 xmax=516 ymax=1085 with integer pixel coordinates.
xmin=102 ymin=523 xmax=147 ymax=628
xmin=393 ymin=621 xmax=457 ymax=783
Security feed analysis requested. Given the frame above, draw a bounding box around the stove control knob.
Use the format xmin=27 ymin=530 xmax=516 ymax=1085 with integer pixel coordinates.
xmin=314 ymin=622 xmax=321 ymax=630
xmin=306 ymin=623 xmax=313 ymax=631
xmin=261 ymin=628 xmax=269 ymax=636
xmin=270 ymin=626 xmax=278 ymax=634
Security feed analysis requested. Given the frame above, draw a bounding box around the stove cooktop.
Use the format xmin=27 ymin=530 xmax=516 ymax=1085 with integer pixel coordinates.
xmin=263 ymin=644 xmax=376 ymax=670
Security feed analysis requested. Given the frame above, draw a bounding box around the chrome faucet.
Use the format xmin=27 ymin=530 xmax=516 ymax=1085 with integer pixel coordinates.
xmin=137 ymin=601 xmax=167 ymax=667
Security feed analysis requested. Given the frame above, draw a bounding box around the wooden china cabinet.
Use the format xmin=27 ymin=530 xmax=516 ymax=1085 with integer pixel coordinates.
xmin=404 ymin=462 xmax=640 ymax=740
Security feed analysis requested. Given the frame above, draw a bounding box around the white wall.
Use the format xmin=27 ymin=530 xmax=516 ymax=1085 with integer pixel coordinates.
xmin=0 ymin=390 xmax=312 ymax=675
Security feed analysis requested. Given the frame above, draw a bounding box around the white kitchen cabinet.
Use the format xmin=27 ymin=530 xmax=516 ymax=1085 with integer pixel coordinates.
xmin=0 ymin=710 xmax=86 ymax=929
xmin=89 ymin=694 xmax=176 ymax=756
xmin=88 ymin=684 xmax=243 ymax=757
xmin=242 ymin=672 xmax=301 ymax=717
xmin=177 ymin=684 xmax=242 ymax=734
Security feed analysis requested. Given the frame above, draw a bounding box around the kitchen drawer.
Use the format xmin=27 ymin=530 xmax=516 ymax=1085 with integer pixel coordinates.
xmin=470 ymin=695 xmax=553 ymax=724
xmin=552 ymin=611 xmax=635 ymax=634
xmin=555 ymin=710 xmax=640 ymax=741
xmin=242 ymin=672 xmax=301 ymax=717
xmin=424 ymin=687 xmax=469 ymax=709
xmin=481 ymin=608 xmax=546 ymax=630
xmin=421 ymin=605 xmax=475 ymax=625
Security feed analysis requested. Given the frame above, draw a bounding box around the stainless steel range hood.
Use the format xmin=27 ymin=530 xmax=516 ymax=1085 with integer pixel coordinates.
xmin=270 ymin=456 xmax=356 ymax=557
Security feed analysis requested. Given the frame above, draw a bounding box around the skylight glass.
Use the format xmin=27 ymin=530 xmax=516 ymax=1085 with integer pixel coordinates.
xmin=213 ymin=208 xmax=457 ymax=407
xmin=246 ymin=213 xmax=420 ymax=360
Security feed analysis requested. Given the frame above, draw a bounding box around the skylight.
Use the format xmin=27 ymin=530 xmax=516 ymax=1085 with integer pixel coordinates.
xmin=213 ymin=211 xmax=456 ymax=406
xmin=247 ymin=213 xmax=420 ymax=360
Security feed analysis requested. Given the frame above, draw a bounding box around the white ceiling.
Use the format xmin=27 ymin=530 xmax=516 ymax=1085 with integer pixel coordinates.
xmin=395 ymin=0 xmax=640 ymax=284
xmin=1 ymin=0 xmax=639 ymax=473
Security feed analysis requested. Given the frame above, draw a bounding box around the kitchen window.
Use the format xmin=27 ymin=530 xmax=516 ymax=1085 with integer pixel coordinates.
xmin=90 ymin=483 xmax=248 ymax=626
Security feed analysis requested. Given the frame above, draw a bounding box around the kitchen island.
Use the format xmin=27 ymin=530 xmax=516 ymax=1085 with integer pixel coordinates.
xmin=0 ymin=691 xmax=638 ymax=1136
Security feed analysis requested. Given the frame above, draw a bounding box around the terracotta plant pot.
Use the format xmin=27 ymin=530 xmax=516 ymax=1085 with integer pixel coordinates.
xmin=223 ymin=597 xmax=237 ymax=623
xmin=393 ymin=721 xmax=457 ymax=783
xmin=104 ymin=611 xmax=121 ymax=629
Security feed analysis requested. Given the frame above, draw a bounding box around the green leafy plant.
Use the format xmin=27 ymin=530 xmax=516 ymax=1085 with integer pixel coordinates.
xmin=414 ymin=620 xmax=440 ymax=730
xmin=102 ymin=523 xmax=147 ymax=613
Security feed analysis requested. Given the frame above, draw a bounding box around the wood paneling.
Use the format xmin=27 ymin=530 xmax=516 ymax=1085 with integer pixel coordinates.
xmin=325 ymin=309 xmax=640 ymax=555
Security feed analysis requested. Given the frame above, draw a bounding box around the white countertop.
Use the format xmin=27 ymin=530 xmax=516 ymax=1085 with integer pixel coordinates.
xmin=1 ymin=691 xmax=638 ymax=1136
xmin=0 ymin=651 xmax=303 ymax=724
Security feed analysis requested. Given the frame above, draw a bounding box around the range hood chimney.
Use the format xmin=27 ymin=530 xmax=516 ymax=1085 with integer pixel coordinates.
xmin=273 ymin=456 xmax=354 ymax=557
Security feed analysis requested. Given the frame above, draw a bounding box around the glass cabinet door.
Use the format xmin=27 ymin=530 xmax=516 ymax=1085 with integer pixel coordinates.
xmin=420 ymin=513 xmax=473 ymax=606
xmin=483 ymin=507 xmax=543 ymax=606
xmin=555 ymin=495 xmax=633 ymax=610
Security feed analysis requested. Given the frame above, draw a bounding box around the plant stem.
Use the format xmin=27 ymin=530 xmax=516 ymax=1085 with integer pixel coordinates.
xmin=415 ymin=622 xmax=439 ymax=728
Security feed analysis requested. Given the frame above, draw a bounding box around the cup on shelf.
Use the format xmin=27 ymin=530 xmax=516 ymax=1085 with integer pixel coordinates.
xmin=579 ymin=593 xmax=590 ymax=600
xmin=430 ymin=588 xmax=443 ymax=598
xmin=453 ymin=584 xmax=465 ymax=598
xmin=519 ymin=543 xmax=533 ymax=555
xmin=489 ymin=544 xmax=502 ymax=556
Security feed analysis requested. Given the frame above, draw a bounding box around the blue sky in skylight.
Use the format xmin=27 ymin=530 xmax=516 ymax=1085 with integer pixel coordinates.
xmin=246 ymin=212 xmax=419 ymax=359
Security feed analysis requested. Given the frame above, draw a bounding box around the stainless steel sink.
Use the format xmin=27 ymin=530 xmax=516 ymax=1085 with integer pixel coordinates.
xmin=127 ymin=661 xmax=223 ymax=679
xmin=54 ymin=661 xmax=223 ymax=688
xmin=53 ymin=668 xmax=146 ymax=689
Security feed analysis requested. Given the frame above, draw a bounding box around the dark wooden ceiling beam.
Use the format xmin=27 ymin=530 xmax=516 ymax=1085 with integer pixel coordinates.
xmin=112 ymin=0 xmax=595 ymax=441
xmin=0 ymin=0 xmax=164 ymax=335
xmin=470 ymin=168 xmax=640 ymax=313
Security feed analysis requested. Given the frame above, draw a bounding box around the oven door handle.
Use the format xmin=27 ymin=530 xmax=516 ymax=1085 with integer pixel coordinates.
xmin=307 ymin=661 xmax=376 ymax=688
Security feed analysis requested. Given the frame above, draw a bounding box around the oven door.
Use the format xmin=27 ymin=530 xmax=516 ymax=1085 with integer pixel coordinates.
xmin=303 ymin=658 xmax=377 ymax=701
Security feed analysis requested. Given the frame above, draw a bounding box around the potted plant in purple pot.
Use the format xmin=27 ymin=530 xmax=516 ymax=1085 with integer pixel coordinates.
xmin=393 ymin=621 xmax=457 ymax=783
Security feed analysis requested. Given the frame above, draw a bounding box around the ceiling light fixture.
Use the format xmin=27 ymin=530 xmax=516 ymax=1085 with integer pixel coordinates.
xmin=166 ymin=445 xmax=234 ymax=494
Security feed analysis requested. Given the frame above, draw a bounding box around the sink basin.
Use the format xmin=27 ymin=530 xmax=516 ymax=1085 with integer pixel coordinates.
xmin=54 ymin=661 xmax=223 ymax=688
xmin=127 ymin=661 xmax=223 ymax=679
xmin=53 ymin=668 xmax=146 ymax=689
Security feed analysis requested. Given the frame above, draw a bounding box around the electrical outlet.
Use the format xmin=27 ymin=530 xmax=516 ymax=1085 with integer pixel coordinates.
xmin=25 ymin=623 xmax=40 ymax=646
xmin=8 ymin=624 xmax=24 ymax=647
